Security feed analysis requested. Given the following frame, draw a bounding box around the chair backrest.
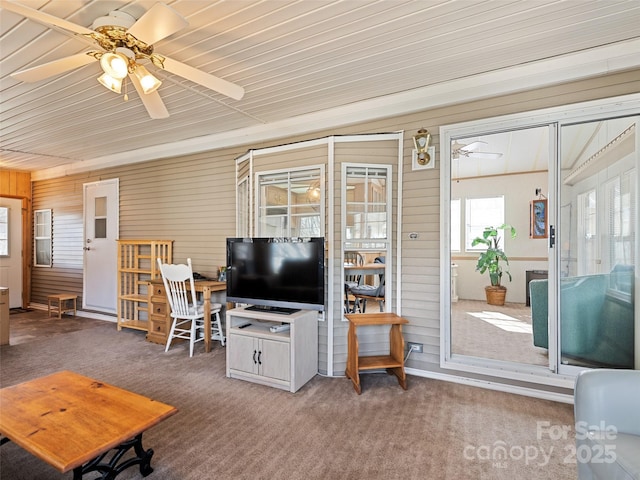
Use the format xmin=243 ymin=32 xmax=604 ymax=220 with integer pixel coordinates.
xmin=157 ymin=258 xmax=198 ymax=317
xmin=351 ymin=256 xmax=386 ymax=298
xmin=345 ymin=251 xmax=364 ymax=266
xmin=345 ymin=251 xmax=364 ymax=285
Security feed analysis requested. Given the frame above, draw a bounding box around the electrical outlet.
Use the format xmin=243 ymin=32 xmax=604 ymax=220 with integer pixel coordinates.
xmin=407 ymin=342 xmax=423 ymax=353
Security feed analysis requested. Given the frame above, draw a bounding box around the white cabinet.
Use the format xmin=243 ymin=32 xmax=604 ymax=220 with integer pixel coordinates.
xmin=229 ymin=335 xmax=290 ymax=382
xmin=226 ymin=307 xmax=318 ymax=392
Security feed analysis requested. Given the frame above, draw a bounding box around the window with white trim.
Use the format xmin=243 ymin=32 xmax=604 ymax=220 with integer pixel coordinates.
xmin=34 ymin=209 xmax=52 ymax=267
xmin=344 ymin=166 xmax=389 ymax=249
xmin=237 ymin=176 xmax=250 ymax=237
xmin=605 ymin=169 xmax=636 ymax=270
xmin=465 ymin=196 xmax=504 ymax=251
xmin=577 ymin=189 xmax=597 ymax=275
xmin=256 ymin=167 xmax=323 ymax=237
xmin=0 ymin=207 xmax=8 ymax=256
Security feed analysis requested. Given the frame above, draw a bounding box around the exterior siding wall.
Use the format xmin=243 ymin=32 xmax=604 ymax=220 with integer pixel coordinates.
xmin=28 ymin=69 xmax=640 ymax=380
xmin=32 ymin=177 xmax=85 ymax=307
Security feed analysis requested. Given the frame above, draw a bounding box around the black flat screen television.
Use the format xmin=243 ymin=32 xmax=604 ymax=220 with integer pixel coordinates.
xmin=226 ymin=237 xmax=325 ymax=313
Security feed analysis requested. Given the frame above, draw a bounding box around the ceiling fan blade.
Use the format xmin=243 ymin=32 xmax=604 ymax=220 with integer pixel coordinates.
xmin=129 ymin=72 xmax=169 ymax=119
xmin=127 ymin=3 xmax=188 ymax=46
xmin=160 ymin=56 xmax=245 ymax=100
xmin=468 ymin=152 xmax=503 ymax=159
xmin=0 ymin=0 xmax=95 ymax=36
xmin=462 ymin=141 xmax=487 ymax=151
xmin=12 ymin=52 xmax=96 ymax=82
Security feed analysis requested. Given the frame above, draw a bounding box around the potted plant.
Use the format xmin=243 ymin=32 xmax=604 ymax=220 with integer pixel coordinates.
xmin=471 ymin=224 xmax=517 ymax=306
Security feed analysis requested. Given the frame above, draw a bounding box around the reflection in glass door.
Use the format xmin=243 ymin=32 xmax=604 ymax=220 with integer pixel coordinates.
xmin=449 ymin=126 xmax=551 ymax=367
xmin=558 ymin=116 xmax=637 ymax=371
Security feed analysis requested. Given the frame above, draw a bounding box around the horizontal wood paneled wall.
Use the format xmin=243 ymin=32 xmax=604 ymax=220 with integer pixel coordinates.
xmin=0 ymin=170 xmax=31 ymax=198
xmin=28 ymin=69 xmax=640 ymax=380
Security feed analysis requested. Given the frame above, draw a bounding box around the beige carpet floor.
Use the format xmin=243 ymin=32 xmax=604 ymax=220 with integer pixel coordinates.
xmin=451 ymin=300 xmax=549 ymax=366
xmin=0 ymin=311 xmax=576 ymax=480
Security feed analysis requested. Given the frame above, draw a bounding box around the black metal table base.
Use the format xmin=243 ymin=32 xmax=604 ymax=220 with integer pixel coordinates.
xmin=73 ymin=433 xmax=154 ymax=480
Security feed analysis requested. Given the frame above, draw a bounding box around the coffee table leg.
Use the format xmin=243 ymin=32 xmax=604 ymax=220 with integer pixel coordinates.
xmin=73 ymin=433 xmax=154 ymax=479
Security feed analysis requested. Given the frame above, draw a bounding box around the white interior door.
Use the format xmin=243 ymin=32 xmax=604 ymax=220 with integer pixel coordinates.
xmin=0 ymin=198 xmax=23 ymax=308
xmin=83 ymin=179 xmax=119 ymax=313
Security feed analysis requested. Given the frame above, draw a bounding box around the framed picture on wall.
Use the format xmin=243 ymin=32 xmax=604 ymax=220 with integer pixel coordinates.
xmin=530 ymin=199 xmax=548 ymax=239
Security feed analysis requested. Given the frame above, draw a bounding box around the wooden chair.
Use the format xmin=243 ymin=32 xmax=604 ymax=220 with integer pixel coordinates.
xmin=344 ymin=251 xmax=364 ymax=313
xmin=350 ymin=256 xmax=385 ymax=313
xmin=157 ymin=258 xmax=223 ymax=357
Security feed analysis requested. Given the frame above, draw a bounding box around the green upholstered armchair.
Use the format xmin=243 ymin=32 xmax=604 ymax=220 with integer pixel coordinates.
xmin=529 ymin=271 xmax=634 ymax=368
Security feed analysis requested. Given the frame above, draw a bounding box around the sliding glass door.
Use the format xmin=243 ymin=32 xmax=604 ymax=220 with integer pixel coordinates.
xmin=557 ymin=116 xmax=638 ymax=374
xmin=441 ymin=97 xmax=639 ymax=386
xmin=449 ymin=126 xmax=551 ymax=369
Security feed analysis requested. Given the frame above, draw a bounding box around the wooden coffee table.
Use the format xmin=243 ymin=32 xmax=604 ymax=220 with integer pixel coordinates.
xmin=0 ymin=371 xmax=177 ymax=479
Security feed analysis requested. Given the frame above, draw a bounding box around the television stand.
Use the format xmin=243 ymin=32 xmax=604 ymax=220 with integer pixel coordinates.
xmin=226 ymin=307 xmax=318 ymax=392
xmin=245 ymin=305 xmax=300 ymax=315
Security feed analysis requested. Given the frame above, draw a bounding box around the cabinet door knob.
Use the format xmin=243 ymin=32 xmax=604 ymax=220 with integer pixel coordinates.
xmin=253 ymin=350 xmax=257 ymax=364
xmin=257 ymin=351 xmax=262 ymax=365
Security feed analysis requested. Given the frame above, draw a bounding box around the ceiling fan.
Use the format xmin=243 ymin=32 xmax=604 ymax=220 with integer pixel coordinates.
xmin=2 ymin=1 xmax=245 ymax=119
xmin=452 ymin=140 xmax=502 ymax=160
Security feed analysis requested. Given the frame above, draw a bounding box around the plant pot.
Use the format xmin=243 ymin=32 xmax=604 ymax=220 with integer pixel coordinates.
xmin=485 ymin=285 xmax=507 ymax=306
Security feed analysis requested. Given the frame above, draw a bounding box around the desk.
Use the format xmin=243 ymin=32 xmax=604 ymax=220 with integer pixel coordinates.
xmin=148 ymin=279 xmax=226 ymax=352
xmin=344 ymin=312 xmax=408 ymax=394
xmin=195 ymin=280 xmax=227 ymax=353
xmin=0 ymin=370 xmax=177 ymax=479
xmin=344 ymin=263 xmax=385 ymax=276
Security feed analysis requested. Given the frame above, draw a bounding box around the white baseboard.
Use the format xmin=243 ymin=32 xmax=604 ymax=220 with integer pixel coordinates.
xmin=28 ymin=303 xmax=117 ymax=323
xmin=404 ymin=367 xmax=573 ymax=404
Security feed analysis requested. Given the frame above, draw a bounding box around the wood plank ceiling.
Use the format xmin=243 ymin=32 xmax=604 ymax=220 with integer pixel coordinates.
xmin=1 ymin=0 xmax=639 ymax=176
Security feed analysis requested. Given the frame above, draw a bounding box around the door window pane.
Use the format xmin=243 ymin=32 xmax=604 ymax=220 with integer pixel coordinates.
xmin=94 ymin=196 xmax=107 ymax=239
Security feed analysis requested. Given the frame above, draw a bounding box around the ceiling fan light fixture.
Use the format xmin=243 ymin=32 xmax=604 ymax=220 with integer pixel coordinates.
xmin=133 ymin=65 xmax=162 ymax=94
xmin=97 ymin=73 xmax=122 ymax=94
xmin=100 ymin=52 xmax=129 ymax=79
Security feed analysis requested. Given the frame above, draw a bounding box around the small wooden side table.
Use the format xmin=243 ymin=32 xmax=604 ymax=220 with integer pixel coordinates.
xmin=344 ymin=312 xmax=409 ymax=394
xmin=47 ymin=294 xmax=77 ymax=319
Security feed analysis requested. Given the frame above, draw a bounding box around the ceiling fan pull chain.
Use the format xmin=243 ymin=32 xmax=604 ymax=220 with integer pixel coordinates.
xmin=123 ymin=77 xmax=129 ymax=102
